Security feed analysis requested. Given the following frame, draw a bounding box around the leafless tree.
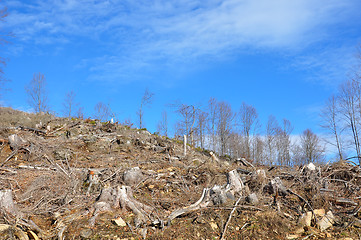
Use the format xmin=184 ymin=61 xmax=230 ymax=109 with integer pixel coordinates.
xmin=207 ymin=97 xmax=218 ymax=151
xmin=217 ymin=101 xmax=234 ymax=156
xmin=25 ymin=73 xmax=49 ymax=113
xmin=266 ymin=115 xmax=279 ymax=165
xmin=252 ymin=135 xmax=265 ymax=164
xmin=195 ymin=110 xmax=208 ymax=149
xmin=63 ymin=90 xmax=77 ymax=118
xmin=157 ymin=110 xmax=168 ymax=137
xmin=173 ymin=102 xmax=197 ymax=144
xmin=137 ymin=89 xmax=154 ymax=129
xmin=300 ymin=129 xmax=325 ymax=164
xmin=122 ymin=117 xmax=134 ymax=128
xmin=238 ymin=102 xmax=259 ymax=159
xmin=228 ymin=133 xmax=242 ymax=158
xmin=320 ymin=95 xmax=344 ymax=160
xmin=77 ymin=107 xmax=84 ymax=119
xmin=94 ymin=102 xmax=111 ymax=122
xmin=276 ymin=119 xmax=293 ymax=165
xmin=338 ymin=79 xmax=361 ymax=162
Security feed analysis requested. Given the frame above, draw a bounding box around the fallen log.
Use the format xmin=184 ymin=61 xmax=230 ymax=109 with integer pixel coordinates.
xmin=18 ymin=126 xmax=46 ymax=136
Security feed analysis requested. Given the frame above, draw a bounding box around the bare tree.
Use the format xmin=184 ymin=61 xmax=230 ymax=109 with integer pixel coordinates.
xmin=207 ymin=97 xmax=218 ymax=151
xmin=300 ymin=129 xmax=325 ymax=164
xmin=252 ymin=135 xmax=265 ymax=164
xmin=25 ymin=72 xmax=49 ymax=113
xmin=173 ymin=102 xmax=197 ymax=144
xmin=266 ymin=115 xmax=279 ymax=165
xmin=320 ymin=95 xmax=344 ymax=160
xmin=276 ymin=119 xmax=293 ymax=166
xmin=77 ymin=107 xmax=85 ymax=119
xmin=238 ymin=102 xmax=259 ymax=159
xmin=217 ymin=101 xmax=234 ymax=156
xmin=94 ymin=102 xmax=111 ymax=122
xmin=63 ymin=90 xmax=77 ymax=118
xmin=137 ymin=89 xmax=154 ymax=129
xmin=228 ymin=133 xmax=242 ymax=158
xmin=196 ymin=110 xmax=208 ymax=149
xmin=338 ymin=79 xmax=361 ymax=162
xmin=157 ymin=110 xmax=168 ymax=137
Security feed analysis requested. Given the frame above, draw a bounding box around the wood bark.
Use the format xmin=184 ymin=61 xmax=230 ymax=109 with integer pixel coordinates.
xmin=0 ymin=190 xmax=21 ymax=219
xmin=167 ymin=169 xmax=244 ymax=224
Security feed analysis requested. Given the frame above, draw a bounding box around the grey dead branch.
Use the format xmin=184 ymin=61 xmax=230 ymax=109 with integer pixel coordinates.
xmin=1 ymin=109 xmax=361 ymax=239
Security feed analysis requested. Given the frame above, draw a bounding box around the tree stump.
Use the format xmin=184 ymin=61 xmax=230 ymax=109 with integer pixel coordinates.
xmin=0 ymin=190 xmax=21 ymax=219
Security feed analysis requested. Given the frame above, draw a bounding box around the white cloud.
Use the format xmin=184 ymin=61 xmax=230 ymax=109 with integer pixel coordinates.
xmin=2 ymin=0 xmax=360 ymax=81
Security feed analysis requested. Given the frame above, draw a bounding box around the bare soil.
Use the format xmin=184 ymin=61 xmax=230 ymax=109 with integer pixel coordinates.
xmin=0 ymin=107 xmax=361 ymax=239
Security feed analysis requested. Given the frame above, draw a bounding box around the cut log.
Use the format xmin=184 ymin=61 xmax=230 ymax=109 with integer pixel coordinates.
xmin=236 ymin=157 xmax=255 ymax=169
xmin=18 ymin=126 xmax=46 ymax=136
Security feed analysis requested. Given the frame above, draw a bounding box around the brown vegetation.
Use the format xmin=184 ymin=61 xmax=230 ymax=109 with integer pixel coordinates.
xmin=0 ymin=107 xmax=361 ymax=239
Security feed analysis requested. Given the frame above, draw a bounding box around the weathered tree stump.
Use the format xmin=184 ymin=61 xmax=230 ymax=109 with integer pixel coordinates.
xmin=8 ymin=134 xmax=26 ymax=150
xmin=123 ymin=167 xmax=144 ymax=186
xmin=89 ymin=185 xmax=155 ymax=227
xmin=167 ymin=169 xmax=245 ymax=224
xmin=0 ymin=189 xmax=22 ymax=219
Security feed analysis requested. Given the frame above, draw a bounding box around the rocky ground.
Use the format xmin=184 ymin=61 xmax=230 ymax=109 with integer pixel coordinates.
xmin=0 ymin=107 xmax=361 ymax=239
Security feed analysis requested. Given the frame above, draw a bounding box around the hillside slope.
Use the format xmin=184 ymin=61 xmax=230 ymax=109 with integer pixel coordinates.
xmin=0 ymin=107 xmax=360 ymax=239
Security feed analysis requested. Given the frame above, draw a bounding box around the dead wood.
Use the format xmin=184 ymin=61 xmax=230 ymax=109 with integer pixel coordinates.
xmin=220 ymin=195 xmax=243 ymax=240
xmin=167 ymin=188 xmax=212 ymax=224
xmin=0 ymin=189 xmax=21 ymax=219
xmin=1 ymin=150 xmax=18 ymax=167
xmin=90 ymin=185 xmax=157 ymax=228
xmin=167 ymin=169 xmax=245 ymax=224
xmin=8 ymin=134 xmax=27 ymax=150
xmin=18 ymin=126 xmax=46 ymax=136
xmin=0 ymin=167 xmax=17 ymax=174
xmin=0 ymin=189 xmax=42 ymax=235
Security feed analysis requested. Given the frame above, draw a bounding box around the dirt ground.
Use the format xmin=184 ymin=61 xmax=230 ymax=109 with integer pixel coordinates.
xmin=1 ymin=107 xmax=361 ymax=239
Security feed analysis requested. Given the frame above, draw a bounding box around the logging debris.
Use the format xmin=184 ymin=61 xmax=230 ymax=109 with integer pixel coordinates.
xmin=0 ymin=107 xmax=361 ymax=239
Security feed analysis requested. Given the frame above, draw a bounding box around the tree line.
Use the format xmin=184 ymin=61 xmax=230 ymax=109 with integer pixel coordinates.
xmin=6 ymin=54 xmax=361 ymax=167
xmin=166 ymin=98 xmax=325 ymax=166
xmin=1 ymin=4 xmax=361 ymax=166
xmin=19 ymin=72 xmax=327 ymax=166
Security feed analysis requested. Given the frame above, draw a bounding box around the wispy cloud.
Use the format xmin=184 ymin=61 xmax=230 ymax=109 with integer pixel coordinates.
xmin=292 ymin=45 xmax=360 ymax=88
xmin=2 ymin=0 xmax=360 ymax=82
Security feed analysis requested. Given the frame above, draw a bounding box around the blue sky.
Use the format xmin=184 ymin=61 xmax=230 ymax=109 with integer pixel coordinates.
xmin=1 ymin=0 xmax=361 ymax=137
